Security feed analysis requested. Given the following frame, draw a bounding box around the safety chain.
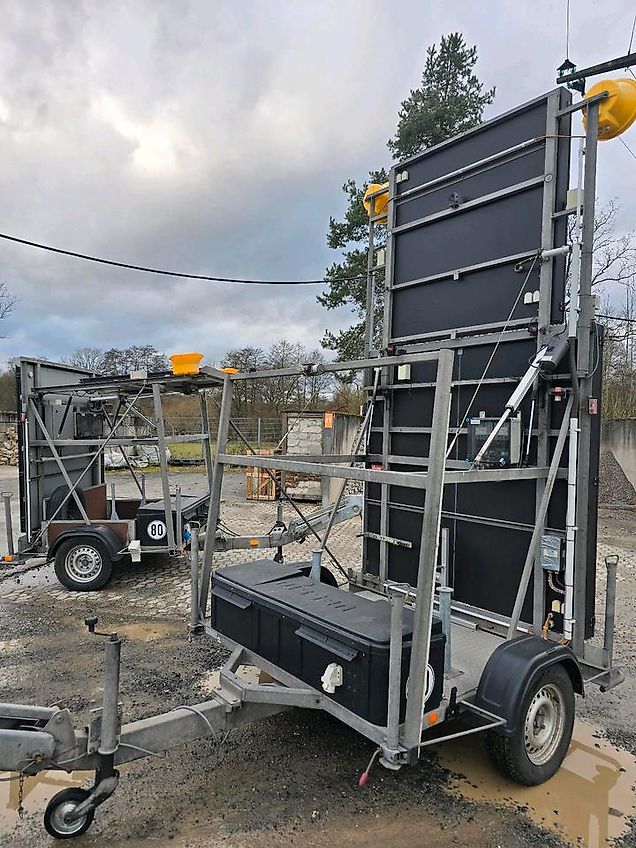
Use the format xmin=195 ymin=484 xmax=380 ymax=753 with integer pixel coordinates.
xmin=17 ymin=771 xmax=25 ymax=819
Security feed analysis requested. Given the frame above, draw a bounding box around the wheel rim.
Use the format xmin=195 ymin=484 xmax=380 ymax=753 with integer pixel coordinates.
xmin=64 ymin=545 xmax=103 ymax=584
xmin=524 ymin=682 xmax=566 ymax=765
xmin=49 ymin=799 xmax=88 ymax=836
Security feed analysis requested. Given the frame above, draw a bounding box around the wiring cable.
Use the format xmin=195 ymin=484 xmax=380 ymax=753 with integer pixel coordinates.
xmin=0 ymin=231 xmax=364 ymax=286
xmin=618 ymin=136 xmax=636 ymax=162
xmin=597 ymin=314 xmax=636 ymax=323
xmin=207 ymin=393 xmax=349 ymax=579
xmin=548 ymin=572 xmax=566 ymax=596
xmin=445 ymin=252 xmax=541 ymax=459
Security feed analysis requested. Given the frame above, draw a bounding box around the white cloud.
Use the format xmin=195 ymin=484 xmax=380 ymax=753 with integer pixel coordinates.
xmin=0 ymin=0 xmax=634 ymax=369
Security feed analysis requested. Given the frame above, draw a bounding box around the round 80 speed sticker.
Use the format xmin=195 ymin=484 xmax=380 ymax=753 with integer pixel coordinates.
xmin=147 ymin=519 xmax=167 ymax=541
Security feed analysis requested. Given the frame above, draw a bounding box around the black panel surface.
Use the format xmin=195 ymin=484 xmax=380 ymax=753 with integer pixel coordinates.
xmin=363 ymin=88 xmax=599 ymax=636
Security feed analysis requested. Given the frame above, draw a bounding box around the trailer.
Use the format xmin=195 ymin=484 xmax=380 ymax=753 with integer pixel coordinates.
xmin=13 ymin=359 xmax=361 ymax=590
xmin=0 ymin=85 xmax=627 ymax=839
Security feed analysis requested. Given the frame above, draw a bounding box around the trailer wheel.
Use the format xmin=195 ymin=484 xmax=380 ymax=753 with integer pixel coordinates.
xmin=54 ymin=538 xmax=113 ymax=591
xmin=485 ymin=663 xmax=574 ymax=785
xmin=44 ymin=788 xmax=94 ymax=838
xmin=47 ymin=485 xmax=87 ymax=522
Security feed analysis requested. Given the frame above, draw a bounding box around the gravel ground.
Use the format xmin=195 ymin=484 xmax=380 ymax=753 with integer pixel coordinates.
xmin=0 ymin=468 xmax=635 ymax=848
xmin=598 ymin=449 xmax=636 ymax=507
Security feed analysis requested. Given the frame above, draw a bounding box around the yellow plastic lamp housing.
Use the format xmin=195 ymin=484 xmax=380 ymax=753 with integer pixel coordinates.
xmin=363 ymin=182 xmax=389 ymax=221
xmin=169 ymin=352 xmax=204 ymax=375
xmin=584 ymin=78 xmax=636 ymax=140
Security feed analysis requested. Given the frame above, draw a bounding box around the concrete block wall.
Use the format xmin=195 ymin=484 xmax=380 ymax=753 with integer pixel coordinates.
xmin=602 ymin=419 xmax=636 ymax=492
xmin=0 ymin=423 xmax=18 ymax=465
xmin=286 ymin=415 xmax=323 ymax=454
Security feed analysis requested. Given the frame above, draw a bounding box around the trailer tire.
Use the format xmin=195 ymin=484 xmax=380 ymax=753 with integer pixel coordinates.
xmin=485 ymin=663 xmax=574 ymax=785
xmin=54 ymin=538 xmax=113 ymax=591
xmin=47 ymin=485 xmax=87 ymax=522
xmin=44 ymin=788 xmax=94 ymax=838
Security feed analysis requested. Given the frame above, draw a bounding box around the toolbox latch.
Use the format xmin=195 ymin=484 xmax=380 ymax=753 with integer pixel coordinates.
xmin=295 ymin=625 xmax=358 ymax=661
xmin=212 ymin=586 xmax=252 ymax=610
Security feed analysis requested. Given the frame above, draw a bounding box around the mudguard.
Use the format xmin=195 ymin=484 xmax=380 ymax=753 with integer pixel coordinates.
xmin=48 ymin=525 xmax=125 ymax=562
xmin=474 ymin=634 xmax=584 ymax=737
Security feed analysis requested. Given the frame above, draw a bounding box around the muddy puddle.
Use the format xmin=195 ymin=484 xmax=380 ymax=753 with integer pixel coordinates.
xmin=0 ymin=769 xmax=81 ymax=833
xmin=1 ymin=720 xmax=633 ymax=846
xmin=438 ymin=721 xmax=636 ymax=846
xmin=113 ymin=621 xmax=182 ymax=641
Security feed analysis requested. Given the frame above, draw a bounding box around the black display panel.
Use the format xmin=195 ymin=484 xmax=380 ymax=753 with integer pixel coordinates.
xmin=363 ymin=88 xmax=601 ymax=635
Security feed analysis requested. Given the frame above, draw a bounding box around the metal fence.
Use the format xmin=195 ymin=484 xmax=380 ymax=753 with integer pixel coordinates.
xmin=164 ymin=416 xmax=282 ymax=446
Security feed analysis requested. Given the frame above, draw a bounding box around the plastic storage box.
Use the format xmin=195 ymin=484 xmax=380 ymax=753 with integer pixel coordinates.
xmin=211 ymin=560 xmax=444 ymax=726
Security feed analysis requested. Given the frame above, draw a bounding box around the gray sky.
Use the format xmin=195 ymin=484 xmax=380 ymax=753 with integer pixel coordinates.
xmin=1 ymin=0 xmax=635 ymax=367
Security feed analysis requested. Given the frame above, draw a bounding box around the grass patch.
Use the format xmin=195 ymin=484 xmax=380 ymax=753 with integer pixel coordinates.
xmin=168 ymin=441 xmax=277 ymax=461
xmin=169 ymin=442 xmax=203 ymax=461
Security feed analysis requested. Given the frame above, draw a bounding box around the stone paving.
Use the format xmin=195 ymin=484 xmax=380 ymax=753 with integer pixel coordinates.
xmin=0 ymin=465 xmax=632 ymax=626
xmin=0 ymin=496 xmax=363 ymax=618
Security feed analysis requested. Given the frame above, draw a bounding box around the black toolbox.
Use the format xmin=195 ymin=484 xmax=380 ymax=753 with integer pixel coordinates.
xmin=211 ymin=560 xmax=444 ymax=727
xmin=136 ymin=494 xmax=210 ymax=547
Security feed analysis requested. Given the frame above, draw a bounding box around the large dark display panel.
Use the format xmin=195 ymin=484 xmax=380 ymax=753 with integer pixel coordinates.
xmin=364 ymin=89 xmax=601 ymax=634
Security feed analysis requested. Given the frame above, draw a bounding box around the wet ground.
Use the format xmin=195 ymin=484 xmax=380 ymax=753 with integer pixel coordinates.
xmin=0 ymin=468 xmax=635 ymax=847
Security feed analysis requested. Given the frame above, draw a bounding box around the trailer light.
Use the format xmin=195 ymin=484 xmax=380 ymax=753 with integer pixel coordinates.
xmin=170 ymin=353 xmax=203 ymax=375
xmin=584 ymin=78 xmax=636 ymax=140
xmin=362 ymin=182 xmax=389 ymax=221
xmin=249 ymin=539 xmax=260 ymax=547
xmin=427 ymin=711 xmax=440 ymax=725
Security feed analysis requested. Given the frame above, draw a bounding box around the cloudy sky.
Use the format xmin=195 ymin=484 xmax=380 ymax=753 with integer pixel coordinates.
xmin=0 ymin=0 xmax=635 ymax=368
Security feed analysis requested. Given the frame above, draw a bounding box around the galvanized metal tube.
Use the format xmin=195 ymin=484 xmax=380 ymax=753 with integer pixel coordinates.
xmin=175 ymin=485 xmax=183 ymax=552
xmin=310 ymin=549 xmax=323 ymax=581
xmin=2 ymin=492 xmax=14 ymax=556
xmin=190 ymin=526 xmax=202 ymax=633
xmin=199 ymin=376 xmax=234 ymax=616
xmin=99 ymin=636 xmax=122 ymax=756
xmin=402 ymin=349 xmax=454 ymax=753
xmin=603 ymin=556 xmax=619 ymax=666
xmin=507 ymin=396 xmax=573 ymax=639
xmin=152 ymin=383 xmax=176 ymax=551
xmin=439 ymin=527 xmax=449 ymax=588
xmin=439 ymin=587 xmax=453 ymax=675
xmin=109 ymin=483 xmax=119 ymax=520
xmin=573 ymin=102 xmax=599 ymax=656
xmin=385 ymin=588 xmax=406 ymax=751
xmin=563 ymin=416 xmax=579 ymax=642
xmin=200 ymin=393 xmax=214 ymax=496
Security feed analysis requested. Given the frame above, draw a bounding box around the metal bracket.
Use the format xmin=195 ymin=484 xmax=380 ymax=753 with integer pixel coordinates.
xmin=362 ymin=531 xmax=413 ymax=549
xmin=87 ymin=704 xmax=123 ymax=755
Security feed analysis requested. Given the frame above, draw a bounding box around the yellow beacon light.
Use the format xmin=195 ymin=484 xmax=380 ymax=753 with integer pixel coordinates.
xmin=583 ymin=77 xmax=636 ymax=140
xmin=363 ymin=182 xmax=389 ymax=222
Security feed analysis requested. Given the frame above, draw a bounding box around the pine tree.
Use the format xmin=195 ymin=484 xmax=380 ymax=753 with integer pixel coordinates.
xmin=388 ymin=33 xmax=495 ymax=160
xmin=320 ymin=34 xmax=494 ymax=361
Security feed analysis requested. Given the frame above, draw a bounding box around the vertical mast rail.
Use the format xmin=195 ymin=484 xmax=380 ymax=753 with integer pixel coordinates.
xmin=532 ymin=89 xmax=561 ymax=633
xmin=199 ymin=375 xmax=234 ymax=618
xmin=573 ymin=101 xmax=599 ymax=655
xmin=401 ymin=348 xmax=454 ymax=753
xmin=200 ymin=392 xmax=215 ymax=495
xmin=378 ymin=170 xmax=398 ymax=582
xmin=152 ymin=383 xmax=176 ymax=552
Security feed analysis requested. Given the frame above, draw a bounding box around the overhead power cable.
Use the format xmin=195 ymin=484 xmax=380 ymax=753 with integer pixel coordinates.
xmin=0 ymin=231 xmax=364 ymax=286
xmin=618 ymin=136 xmax=636 ymax=162
xmin=597 ymin=313 xmax=636 ymax=324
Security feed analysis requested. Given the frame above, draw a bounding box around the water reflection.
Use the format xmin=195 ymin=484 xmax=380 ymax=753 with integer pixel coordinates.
xmin=439 ymin=721 xmax=636 ymax=846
